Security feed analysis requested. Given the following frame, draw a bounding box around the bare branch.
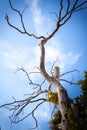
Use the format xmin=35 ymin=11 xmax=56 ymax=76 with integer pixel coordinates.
xmin=50 ymin=57 xmax=58 ymax=75
xmin=6 ymin=0 xmax=87 ymax=43
xmin=58 ymin=0 xmax=63 ymax=20
xmin=8 ymin=0 xmax=26 ymax=32
xmin=74 ymin=6 xmax=87 ymax=11
xmin=17 ymin=67 xmax=33 ymax=84
xmin=66 ymin=0 xmax=70 ymax=13
xmin=6 ymin=0 xmax=45 ymax=40
xmin=31 ymin=100 xmax=45 ymax=129
xmin=60 ymin=78 xmax=78 ymax=85
xmin=74 ymin=1 xmax=87 ymax=11
xmin=16 ymin=67 xmax=46 ymax=91
xmin=60 ymin=69 xmax=80 ymax=85
xmin=45 ymin=0 xmax=87 ymax=42
xmin=0 ymin=92 xmax=46 ymax=129
xmin=51 ymin=106 xmax=57 ymax=120
xmin=60 ymin=0 xmax=79 ymax=24
xmin=5 ymin=14 xmax=25 ymax=34
xmin=60 ymin=69 xmax=79 ymax=76
xmin=22 ymin=5 xmax=28 ymax=15
xmin=59 ymin=0 xmax=87 ymax=26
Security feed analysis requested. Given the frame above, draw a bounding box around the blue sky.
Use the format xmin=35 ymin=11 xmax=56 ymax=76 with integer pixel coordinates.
xmin=0 ymin=0 xmax=87 ymax=130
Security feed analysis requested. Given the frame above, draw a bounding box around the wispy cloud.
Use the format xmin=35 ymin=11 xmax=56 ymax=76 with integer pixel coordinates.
xmin=0 ymin=40 xmax=39 ymax=71
xmin=0 ymin=41 xmax=25 ymax=69
xmin=26 ymin=0 xmax=81 ymax=72
xmin=30 ymin=0 xmax=44 ymax=35
xmin=35 ymin=103 xmax=51 ymax=121
xmin=0 ymin=0 xmax=81 ymax=75
xmin=0 ymin=39 xmax=81 ymax=73
xmin=44 ymin=39 xmax=82 ymax=72
xmin=29 ymin=0 xmax=53 ymax=36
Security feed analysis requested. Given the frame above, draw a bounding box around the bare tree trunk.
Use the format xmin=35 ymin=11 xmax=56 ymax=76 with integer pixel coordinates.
xmin=3 ymin=1 xmax=87 ymax=129
xmin=39 ymin=40 xmax=69 ymax=130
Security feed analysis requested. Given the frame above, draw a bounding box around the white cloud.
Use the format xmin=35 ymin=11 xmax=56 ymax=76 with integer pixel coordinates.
xmin=30 ymin=0 xmax=44 ymax=35
xmin=27 ymin=1 xmax=81 ymax=72
xmin=29 ymin=0 xmax=53 ymax=36
xmin=44 ymin=39 xmax=81 ymax=72
xmin=36 ymin=109 xmax=50 ymax=120
xmin=0 ymin=40 xmax=39 ymax=71
xmin=35 ymin=103 xmax=51 ymax=121
xmin=0 ymin=39 xmax=81 ymax=73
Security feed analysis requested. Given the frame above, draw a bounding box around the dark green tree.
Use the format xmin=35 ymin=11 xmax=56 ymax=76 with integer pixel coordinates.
xmin=49 ymin=71 xmax=87 ymax=130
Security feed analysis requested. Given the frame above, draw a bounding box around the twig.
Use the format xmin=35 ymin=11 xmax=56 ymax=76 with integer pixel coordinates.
xmin=60 ymin=78 xmax=78 ymax=85
xmin=60 ymin=69 xmax=79 ymax=76
xmin=50 ymin=57 xmax=58 ymax=75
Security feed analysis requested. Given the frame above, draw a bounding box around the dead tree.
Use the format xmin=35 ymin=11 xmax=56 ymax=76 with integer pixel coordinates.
xmin=0 ymin=0 xmax=87 ymax=130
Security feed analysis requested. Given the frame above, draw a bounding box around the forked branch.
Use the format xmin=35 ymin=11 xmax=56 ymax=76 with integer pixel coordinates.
xmin=6 ymin=0 xmax=87 ymax=42
xmin=0 ymin=91 xmax=46 ymax=129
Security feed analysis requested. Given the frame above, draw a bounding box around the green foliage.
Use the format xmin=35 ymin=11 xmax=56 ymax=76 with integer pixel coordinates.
xmin=46 ymin=91 xmax=58 ymax=105
xmin=67 ymin=107 xmax=74 ymax=125
xmin=67 ymin=71 xmax=87 ymax=130
xmin=49 ymin=110 xmax=62 ymax=130
xmin=78 ymin=71 xmax=87 ymax=102
xmin=49 ymin=71 xmax=87 ymax=130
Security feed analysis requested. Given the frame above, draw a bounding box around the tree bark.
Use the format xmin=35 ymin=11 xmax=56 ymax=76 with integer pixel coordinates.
xmin=39 ymin=40 xmax=69 ymax=130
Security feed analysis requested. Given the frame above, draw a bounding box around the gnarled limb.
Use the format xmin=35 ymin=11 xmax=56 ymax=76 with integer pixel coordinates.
xmin=39 ymin=40 xmax=69 ymax=130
